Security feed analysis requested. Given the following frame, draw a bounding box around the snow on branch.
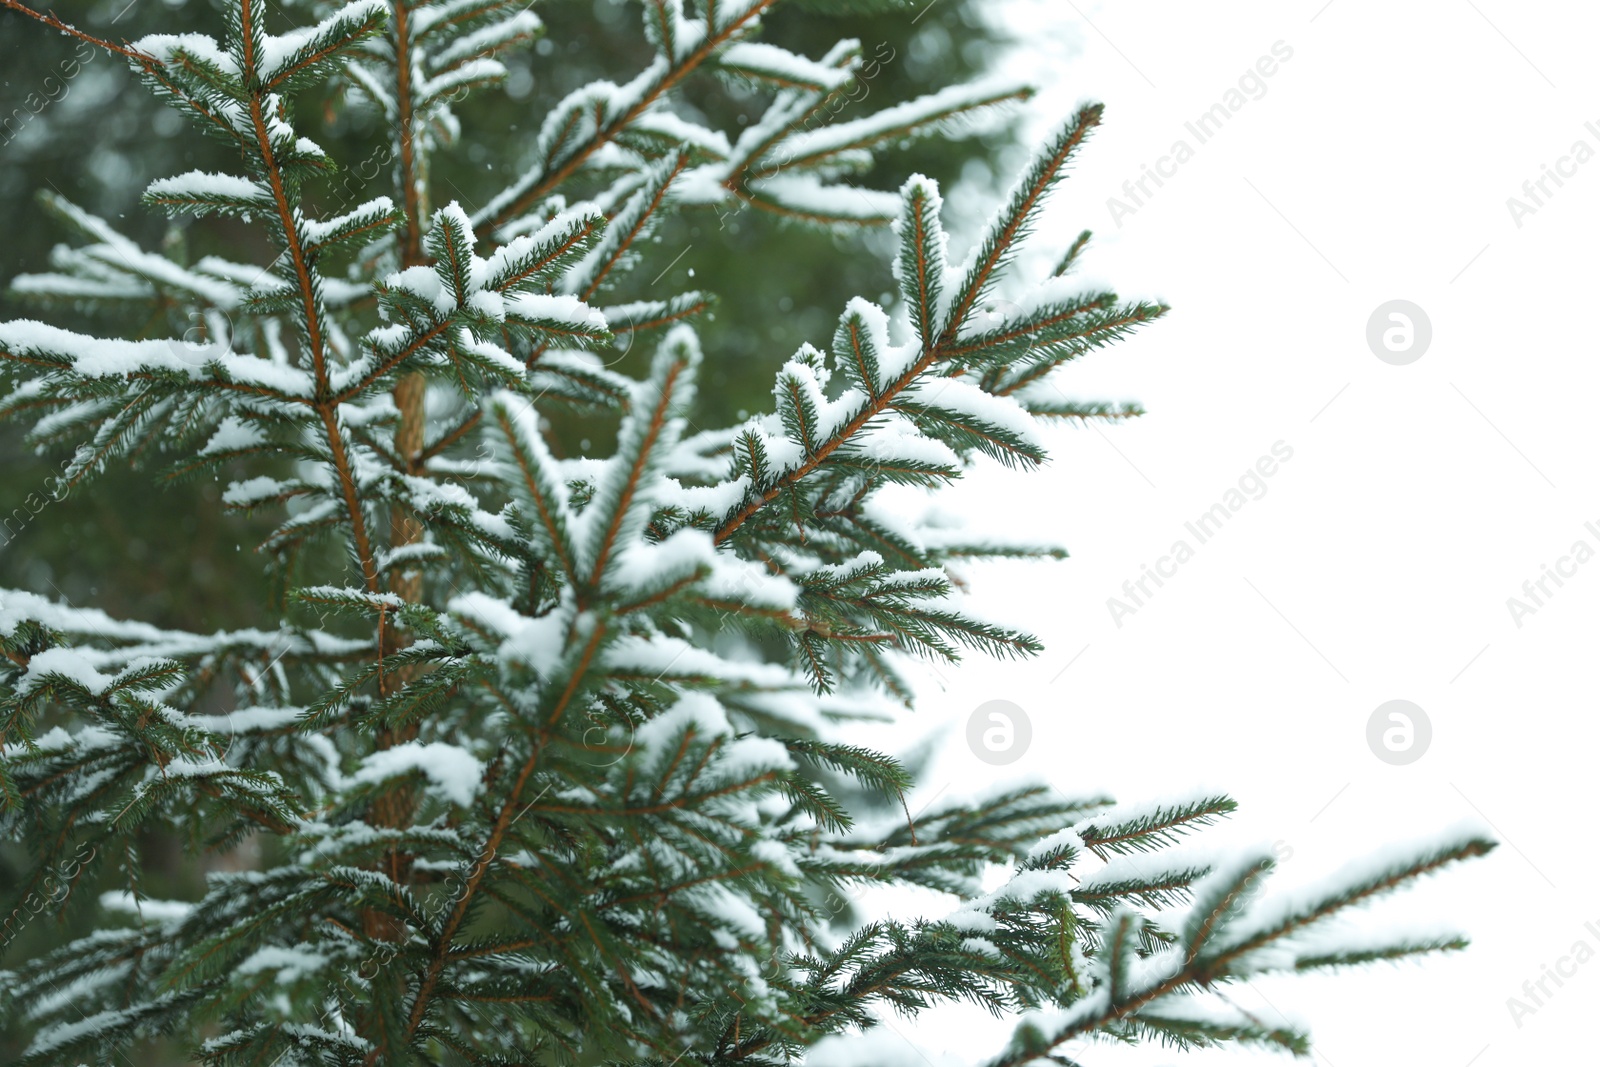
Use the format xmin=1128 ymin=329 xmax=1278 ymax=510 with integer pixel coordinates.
xmin=0 ymin=1 xmax=1488 ymax=1063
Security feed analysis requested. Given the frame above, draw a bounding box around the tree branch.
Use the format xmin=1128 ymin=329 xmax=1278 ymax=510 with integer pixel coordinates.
xmin=478 ymin=0 xmax=781 ymax=231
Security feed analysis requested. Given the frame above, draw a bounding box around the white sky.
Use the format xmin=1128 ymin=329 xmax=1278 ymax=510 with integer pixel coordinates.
xmin=855 ymin=1 xmax=1599 ymax=1064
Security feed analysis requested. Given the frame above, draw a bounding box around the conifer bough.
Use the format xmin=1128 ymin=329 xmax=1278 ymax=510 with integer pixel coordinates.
xmin=0 ymin=0 xmax=1491 ymax=1062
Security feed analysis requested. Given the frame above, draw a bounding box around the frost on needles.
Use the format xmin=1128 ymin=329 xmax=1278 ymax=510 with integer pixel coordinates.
xmin=0 ymin=0 xmax=1491 ymax=1063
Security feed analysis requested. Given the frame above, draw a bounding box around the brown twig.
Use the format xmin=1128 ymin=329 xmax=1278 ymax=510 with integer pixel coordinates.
xmin=0 ymin=0 xmax=157 ymax=63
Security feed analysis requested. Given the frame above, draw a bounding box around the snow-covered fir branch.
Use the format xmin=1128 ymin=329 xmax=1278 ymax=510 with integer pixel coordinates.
xmin=0 ymin=0 xmax=1491 ymax=1063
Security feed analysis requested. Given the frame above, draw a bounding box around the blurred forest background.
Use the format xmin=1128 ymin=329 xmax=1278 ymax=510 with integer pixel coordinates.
xmin=0 ymin=0 xmax=1020 ymax=1056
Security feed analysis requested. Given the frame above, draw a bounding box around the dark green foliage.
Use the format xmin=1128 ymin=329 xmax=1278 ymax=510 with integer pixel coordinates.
xmin=0 ymin=1 xmax=1490 ymax=1064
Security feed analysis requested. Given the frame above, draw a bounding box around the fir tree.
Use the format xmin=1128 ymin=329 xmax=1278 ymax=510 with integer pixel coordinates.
xmin=0 ymin=1 xmax=1491 ymax=1063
